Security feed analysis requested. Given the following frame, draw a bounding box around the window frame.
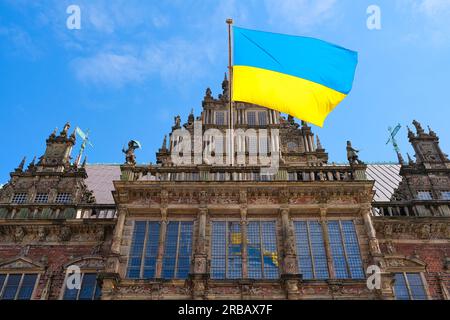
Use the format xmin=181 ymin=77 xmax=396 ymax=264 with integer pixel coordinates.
xmin=416 ymin=190 xmax=433 ymax=200
xmin=34 ymin=193 xmax=49 ymax=204
xmin=11 ymin=193 xmax=28 ymax=204
xmin=60 ymin=271 xmax=102 ymax=300
xmin=393 ymin=272 xmax=429 ymax=300
xmin=210 ymin=220 xmax=243 ymax=280
xmin=246 ymin=220 xmax=279 ymax=280
xmin=440 ymin=191 xmax=450 ymax=200
xmin=0 ymin=273 xmax=40 ymax=300
xmin=126 ymin=220 xmax=161 ymax=279
xmin=55 ymin=192 xmax=73 ymax=204
xmin=293 ymin=220 xmax=329 ymax=280
xmin=161 ymin=220 xmax=194 ymax=279
xmin=327 ymin=219 xmax=365 ymax=280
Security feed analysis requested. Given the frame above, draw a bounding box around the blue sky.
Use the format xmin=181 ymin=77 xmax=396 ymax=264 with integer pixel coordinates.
xmin=1 ymin=0 xmax=450 ymax=183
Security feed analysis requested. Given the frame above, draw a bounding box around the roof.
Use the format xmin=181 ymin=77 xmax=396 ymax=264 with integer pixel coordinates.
xmin=84 ymin=164 xmax=402 ymax=204
xmin=366 ymin=164 xmax=402 ymax=202
xmin=85 ymin=165 xmax=121 ymax=204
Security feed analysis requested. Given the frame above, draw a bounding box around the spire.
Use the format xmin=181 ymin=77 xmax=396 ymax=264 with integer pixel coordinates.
xmin=188 ymin=109 xmax=194 ymax=124
xmin=161 ymin=135 xmax=167 ymax=151
xmin=407 ymin=126 xmax=414 ymax=139
xmin=27 ymin=156 xmax=36 ymax=170
xmin=407 ymin=153 xmax=414 ymax=165
xmin=397 ymin=151 xmax=405 ymax=165
xmin=316 ymin=135 xmax=323 ymax=151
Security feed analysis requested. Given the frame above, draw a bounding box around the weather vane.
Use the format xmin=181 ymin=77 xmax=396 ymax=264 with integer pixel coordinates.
xmin=75 ymin=127 xmax=93 ymax=166
xmin=386 ymin=123 xmax=404 ymax=164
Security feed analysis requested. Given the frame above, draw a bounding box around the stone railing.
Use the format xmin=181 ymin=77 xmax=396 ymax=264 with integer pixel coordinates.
xmin=124 ymin=166 xmax=362 ymax=182
xmin=0 ymin=204 xmax=117 ymax=220
xmin=372 ymin=201 xmax=450 ymax=217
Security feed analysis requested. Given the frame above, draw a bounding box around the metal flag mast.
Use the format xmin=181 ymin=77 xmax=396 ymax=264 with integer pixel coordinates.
xmin=226 ymin=18 xmax=234 ymax=166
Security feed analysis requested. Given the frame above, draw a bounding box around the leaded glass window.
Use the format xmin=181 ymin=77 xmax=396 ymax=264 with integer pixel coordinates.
xmin=63 ymin=273 xmax=101 ymax=300
xmin=417 ymin=191 xmax=432 ymax=200
xmin=215 ymin=111 xmax=225 ymax=125
xmin=11 ymin=193 xmax=27 ymax=204
xmin=55 ymin=192 xmax=72 ymax=204
xmin=294 ymin=221 xmax=329 ymax=279
xmin=127 ymin=221 xmax=161 ymax=279
xmin=34 ymin=193 xmax=49 ymax=203
xmin=441 ymin=191 xmax=450 ymax=200
xmin=247 ymin=111 xmax=256 ymax=125
xmin=394 ymin=273 xmax=427 ymax=300
xmin=162 ymin=221 xmax=193 ymax=279
xmin=0 ymin=274 xmax=38 ymax=300
xmin=258 ymin=112 xmax=267 ymax=126
xmin=211 ymin=221 xmax=242 ymax=279
xmin=247 ymin=221 xmax=279 ymax=279
xmin=327 ymin=220 xmax=364 ymax=279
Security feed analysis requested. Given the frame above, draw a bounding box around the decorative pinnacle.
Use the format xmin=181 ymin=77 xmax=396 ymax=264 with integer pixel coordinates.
xmin=226 ymin=18 xmax=233 ymax=25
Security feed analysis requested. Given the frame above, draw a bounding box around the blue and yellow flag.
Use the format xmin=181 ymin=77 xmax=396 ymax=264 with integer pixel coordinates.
xmin=232 ymin=27 xmax=358 ymax=127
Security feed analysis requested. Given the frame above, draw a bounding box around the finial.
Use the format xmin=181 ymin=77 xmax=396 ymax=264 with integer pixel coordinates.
xmin=205 ymin=87 xmax=212 ymax=99
xmin=412 ymin=120 xmax=424 ymax=134
xmin=70 ymin=129 xmax=76 ymax=141
xmin=226 ymin=18 xmax=233 ymax=25
xmin=407 ymin=126 xmax=414 ymax=139
xmin=397 ymin=152 xmax=405 ymax=165
xmin=61 ymin=122 xmax=70 ymax=136
xmin=27 ymin=156 xmax=36 ymax=169
xmin=407 ymin=153 xmax=414 ymax=165
xmin=161 ymin=135 xmax=167 ymax=151
xmin=49 ymin=127 xmax=57 ymax=138
xmin=428 ymin=126 xmax=436 ymax=137
xmin=17 ymin=157 xmax=26 ymax=172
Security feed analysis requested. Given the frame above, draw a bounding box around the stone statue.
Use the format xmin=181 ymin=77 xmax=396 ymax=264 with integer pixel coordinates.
xmin=61 ymin=122 xmax=70 ymax=136
xmin=122 ymin=140 xmax=141 ymax=165
xmin=173 ymin=115 xmax=181 ymax=129
xmin=347 ymin=141 xmax=364 ymax=165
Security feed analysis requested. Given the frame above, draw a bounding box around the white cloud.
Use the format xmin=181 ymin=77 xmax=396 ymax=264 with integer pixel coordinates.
xmin=72 ymin=39 xmax=213 ymax=88
xmin=418 ymin=0 xmax=450 ymax=16
xmin=264 ymin=0 xmax=337 ymax=31
xmin=0 ymin=25 xmax=42 ymax=59
xmin=399 ymin=0 xmax=450 ymax=46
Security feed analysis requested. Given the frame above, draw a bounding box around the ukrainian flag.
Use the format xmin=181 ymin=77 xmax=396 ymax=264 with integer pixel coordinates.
xmin=232 ymin=27 xmax=358 ymax=127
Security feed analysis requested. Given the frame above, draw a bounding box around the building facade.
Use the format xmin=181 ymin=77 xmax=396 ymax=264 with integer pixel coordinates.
xmin=0 ymin=77 xmax=448 ymax=300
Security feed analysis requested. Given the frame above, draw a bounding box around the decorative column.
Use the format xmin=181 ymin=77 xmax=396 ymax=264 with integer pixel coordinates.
xmin=240 ymin=206 xmax=248 ymax=279
xmin=190 ymin=207 xmax=209 ymax=300
xmin=189 ymin=191 xmax=209 ymax=299
xmin=155 ymin=207 xmax=168 ymax=278
xmin=360 ymin=204 xmax=381 ymax=256
xmin=319 ymin=206 xmax=335 ymax=279
xmin=280 ymin=207 xmax=301 ymax=300
xmin=101 ymin=205 xmax=127 ymax=300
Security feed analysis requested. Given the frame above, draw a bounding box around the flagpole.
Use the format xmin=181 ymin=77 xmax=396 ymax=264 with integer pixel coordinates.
xmin=226 ymin=18 xmax=234 ymax=166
